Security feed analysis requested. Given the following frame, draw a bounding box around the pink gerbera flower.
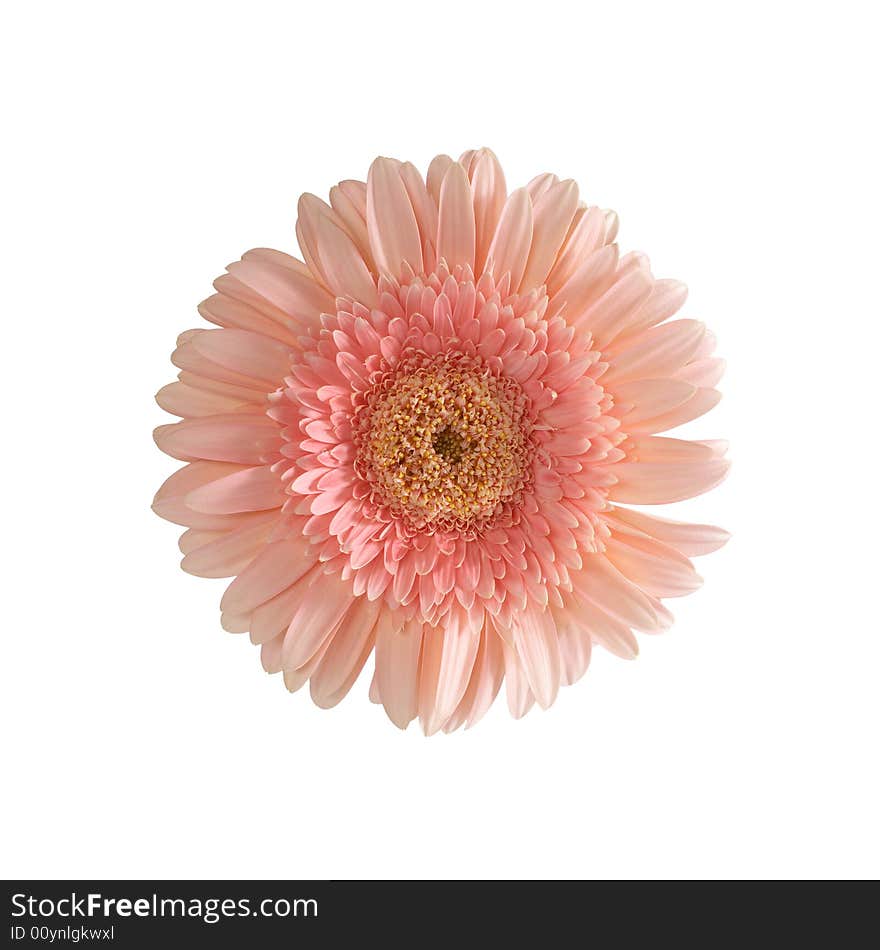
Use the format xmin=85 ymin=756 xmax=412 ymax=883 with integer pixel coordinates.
xmin=153 ymin=148 xmax=729 ymax=733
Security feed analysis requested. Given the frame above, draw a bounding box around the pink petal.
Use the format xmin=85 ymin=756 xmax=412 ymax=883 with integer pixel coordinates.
xmin=185 ymin=464 xmax=285 ymax=514
xmin=315 ymin=215 xmax=378 ymax=307
xmin=519 ymin=179 xmax=579 ymax=292
xmin=465 ymin=148 xmax=507 ymax=275
xmin=612 ymin=378 xmax=697 ymax=428
xmin=366 ymin=158 xmax=423 ymax=278
xmin=571 ymin=555 xmax=661 ymax=632
xmin=156 ymin=382 xmax=253 ymax=418
xmin=220 ymin=538 xmax=318 ymax=615
xmin=282 ymin=573 xmax=354 ymax=669
xmin=609 ymin=457 xmax=731 ymax=504
xmin=436 ymin=162 xmax=476 ymax=272
xmin=181 ymin=511 xmax=277 ymax=579
xmin=375 ymin=612 xmax=422 ymax=729
xmin=154 ymin=414 xmax=281 ymax=464
xmin=606 ymin=507 xmax=731 ymax=557
xmin=418 ymin=611 xmax=481 ymax=735
xmin=605 ymin=534 xmax=703 ymax=599
xmin=602 ymin=319 xmax=706 ymax=384
xmin=309 ymin=596 xmax=382 ymax=707
xmin=486 ymin=188 xmax=533 ymax=290
xmin=191 ymin=328 xmax=292 ymax=385
xmin=576 ymin=268 xmax=654 ymax=343
xmin=501 ymin=638 xmax=535 ymax=719
xmin=512 ymin=606 xmax=561 ymax=709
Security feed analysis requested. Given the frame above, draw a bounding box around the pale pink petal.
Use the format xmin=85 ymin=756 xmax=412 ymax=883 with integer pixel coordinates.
xmin=607 ymin=507 xmax=731 ymax=557
xmin=464 ymin=147 xmax=507 ymax=274
xmin=576 ymin=269 xmax=654 ymax=343
xmin=180 ymin=511 xmax=278 ymax=579
xmin=512 ymin=606 xmax=561 ymax=709
xmin=220 ymin=539 xmax=318 ymax=616
xmin=571 ymin=555 xmax=662 ymax=633
xmin=366 ymin=158 xmax=423 ymax=277
xmin=281 ymin=571 xmax=355 ymax=669
xmin=519 ymin=179 xmax=579 ymax=292
xmin=310 ymin=596 xmax=382 ymax=707
xmin=601 ymin=319 xmax=706 ymax=384
xmin=436 ymin=162 xmax=476 ymax=272
xmin=191 ymin=329 xmax=293 ymax=385
xmin=315 ymin=215 xmax=378 ymax=307
xmin=184 ymin=464 xmax=284 ymax=514
xmin=501 ymin=639 xmax=535 ymax=719
xmin=631 ymin=387 xmax=721 ymax=433
xmin=547 ymin=206 xmax=608 ymax=293
xmin=374 ymin=612 xmax=422 ymax=729
xmin=418 ymin=611 xmax=481 ymax=735
xmin=486 ymin=188 xmax=533 ymax=290
xmin=227 ymin=252 xmax=335 ymax=320
xmin=156 ymin=382 xmax=253 ymax=418
xmin=609 ymin=457 xmax=731 ymax=504
xmin=153 ymin=414 xmax=281 ymax=464
xmin=549 ymin=244 xmax=619 ymax=320
xmin=605 ymin=533 xmax=703 ymax=599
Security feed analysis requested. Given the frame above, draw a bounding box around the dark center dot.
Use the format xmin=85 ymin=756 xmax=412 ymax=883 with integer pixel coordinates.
xmin=432 ymin=426 xmax=467 ymax=463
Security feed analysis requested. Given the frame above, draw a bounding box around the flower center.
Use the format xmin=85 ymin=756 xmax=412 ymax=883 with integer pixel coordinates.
xmin=355 ymin=353 xmax=533 ymax=532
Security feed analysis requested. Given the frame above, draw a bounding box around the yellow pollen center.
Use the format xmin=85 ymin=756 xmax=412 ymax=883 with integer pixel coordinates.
xmin=355 ymin=354 xmax=533 ymax=532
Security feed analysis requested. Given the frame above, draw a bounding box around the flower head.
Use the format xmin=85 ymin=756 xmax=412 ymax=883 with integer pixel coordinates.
xmin=154 ymin=149 xmax=729 ymax=732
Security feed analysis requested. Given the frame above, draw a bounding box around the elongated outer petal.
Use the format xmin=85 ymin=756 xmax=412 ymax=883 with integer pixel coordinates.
xmin=552 ymin=605 xmax=593 ymax=687
xmin=602 ymin=319 xmax=706 ymax=384
xmin=486 ymin=188 xmax=533 ymax=290
xmin=366 ymin=158 xmax=423 ymax=278
xmin=180 ymin=512 xmax=276 ymax=578
xmin=250 ymin=566 xmax=322 ymax=644
xmin=436 ymin=162 xmax=476 ymax=272
xmin=398 ymin=161 xmax=438 ymax=272
xmin=426 ymin=154 xmax=454 ymax=205
xmin=577 ymin=268 xmax=654 ymax=343
xmin=156 ymin=381 xmax=253 ymax=418
xmin=569 ymin=595 xmax=640 ymax=659
xmin=465 ymin=148 xmax=507 ymax=274
xmin=310 ymin=596 xmax=382 ymax=707
xmin=186 ymin=464 xmax=285 ymax=514
xmin=612 ymin=379 xmax=697 ymax=428
xmin=547 ymin=206 xmax=607 ymax=294
xmin=375 ymin=613 xmax=422 ymax=729
xmin=636 ymin=388 xmax=721 ymax=433
xmin=153 ymin=461 xmax=251 ymax=528
xmin=227 ymin=253 xmax=335 ymax=321
xmin=220 ymin=538 xmax=317 ymax=615
xmin=190 ymin=328 xmax=293 ymax=385
xmin=445 ymin=627 xmax=504 ymax=732
xmin=512 ymin=607 xmax=561 ymax=710
xmin=549 ymin=244 xmax=619 ymax=321
xmin=519 ymin=179 xmax=579 ymax=292
xmin=329 ymin=179 xmax=374 ymax=270
xmin=153 ymin=414 xmax=280 ymax=464
xmin=501 ymin=638 xmax=535 ymax=719
xmin=609 ymin=457 xmax=731 ymax=504
xmin=418 ymin=612 xmax=481 ymax=735
xmin=315 ymin=215 xmax=378 ymax=307
xmin=607 ymin=507 xmax=731 ymax=556
xmin=282 ymin=573 xmax=354 ymax=669
xmin=616 ymin=278 xmax=689 ymax=341
xmin=621 ymin=435 xmax=723 ymax=465
xmin=604 ymin=534 xmax=703 ymax=599
xmin=571 ymin=554 xmax=661 ymax=633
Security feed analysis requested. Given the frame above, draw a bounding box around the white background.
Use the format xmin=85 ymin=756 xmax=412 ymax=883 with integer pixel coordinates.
xmin=2 ymin=1 xmax=878 ymax=880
